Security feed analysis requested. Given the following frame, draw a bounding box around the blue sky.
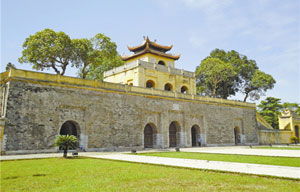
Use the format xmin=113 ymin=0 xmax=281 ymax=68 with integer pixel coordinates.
xmin=1 ymin=0 xmax=299 ymax=104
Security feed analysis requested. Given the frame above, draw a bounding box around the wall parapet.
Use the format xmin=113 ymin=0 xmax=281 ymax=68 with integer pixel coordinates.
xmin=104 ymin=60 xmax=195 ymax=78
xmin=1 ymin=69 xmax=256 ymax=109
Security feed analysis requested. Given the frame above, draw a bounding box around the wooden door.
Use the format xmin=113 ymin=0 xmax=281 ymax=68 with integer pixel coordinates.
xmin=169 ymin=124 xmax=177 ymax=147
xmin=144 ymin=125 xmax=153 ymax=148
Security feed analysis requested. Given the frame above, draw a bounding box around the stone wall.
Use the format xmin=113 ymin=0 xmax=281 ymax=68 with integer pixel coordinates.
xmin=1 ymin=70 xmax=259 ymax=154
xmin=258 ymin=129 xmax=293 ymax=144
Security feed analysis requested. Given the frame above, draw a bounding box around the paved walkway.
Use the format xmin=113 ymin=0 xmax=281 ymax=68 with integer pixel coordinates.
xmin=180 ymin=147 xmax=300 ymax=157
xmin=85 ymin=153 xmax=300 ymax=179
xmin=1 ymin=147 xmax=299 ymax=179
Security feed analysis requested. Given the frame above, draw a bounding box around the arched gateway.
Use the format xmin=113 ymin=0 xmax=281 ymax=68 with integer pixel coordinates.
xmin=144 ymin=123 xmax=157 ymax=148
xmin=59 ymin=121 xmax=80 ymax=149
xmin=169 ymin=121 xmax=180 ymax=147
xmin=234 ymin=127 xmax=241 ymax=145
xmin=191 ymin=125 xmax=200 ymax=146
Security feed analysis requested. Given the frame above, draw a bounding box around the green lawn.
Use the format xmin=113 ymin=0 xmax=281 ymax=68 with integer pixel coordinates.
xmin=1 ymin=158 xmax=299 ymax=192
xmin=253 ymin=146 xmax=300 ymax=150
xmin=137 ymin=152 xmax=300 ymax=167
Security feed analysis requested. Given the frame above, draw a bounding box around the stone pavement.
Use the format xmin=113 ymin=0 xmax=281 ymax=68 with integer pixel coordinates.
xmin=84 ymin=153 xmax=300 ymax=179
xmin=180 ymin=146 xmax=300 ymax=157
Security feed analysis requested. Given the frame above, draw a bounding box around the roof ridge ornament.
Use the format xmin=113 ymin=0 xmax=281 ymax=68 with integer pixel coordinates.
xmin=121 ymin=37 xmax=180 ymax=61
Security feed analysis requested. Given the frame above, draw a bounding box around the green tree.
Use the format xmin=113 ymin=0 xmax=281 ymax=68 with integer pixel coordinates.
xmin=196 ymin=57 xmax=235 ymax=97
xmin=75 ymin=33 xmax=124 ymax=80
xmin=19 ymin=29 xmax=75 ymax=75
xmin=54 ymin=135 xmax=78 ymax=158
xmin=282 ymin=102 xmax=300 ymax=116
xmin=209 ymin=49 xmax=245 ymax=99
xmin=83 ymin=55 xmax=124 ymax=80
xmin=201 ymin=48 xmax=276 ymax=101
xmin=242 ymin=70 xmax=276 ymax=102
xmin=257 ymin=97 xmax=283 ymax=129
xmin=6 ymin=62 xmax=16 ymax=71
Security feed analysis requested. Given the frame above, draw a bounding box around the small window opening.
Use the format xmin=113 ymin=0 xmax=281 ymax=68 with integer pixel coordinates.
xmin=164 ymin=83 xmax=172 ymax=91
xmin=146 ymin=80 xmax=155 ymax=88
xmin=181 ymin=86 xmax=188 ymax=94
xmin=158 ymin=60 xmax=165 ymax=65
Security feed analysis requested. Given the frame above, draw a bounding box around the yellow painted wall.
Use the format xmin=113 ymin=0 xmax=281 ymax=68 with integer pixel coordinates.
xmin=104 ymin=53 xmax=196 ymax=94
xmin=258 ymin=130 xmax=293 ymax=144
xmin=279 ymin=131 xmax=293 ymax=143
xmin=126 ymin=53 xmax=175 ymax=67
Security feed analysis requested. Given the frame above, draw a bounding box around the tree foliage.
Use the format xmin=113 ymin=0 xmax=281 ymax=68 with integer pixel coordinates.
xmin=54 ymin=135 xmax=78 ymax=158
xmin=257 ymin=97 xmax=282 ymax=129
xmin=242 ymin=70 xmax=276 ymax=102
xmin=196 ymin=58 xmax=235 ymax=97
xmin=19 ymin=29 xmax=75 ymax=75
xmin=19 ymin=29 xmax=122 ymax=79
xmin=196 ymin=48 xmax=276 ymax=102
xmin=257 ymin=97 xmax=300 ymax=129
xmin=74 ymin=33 xmax=124 ymax=80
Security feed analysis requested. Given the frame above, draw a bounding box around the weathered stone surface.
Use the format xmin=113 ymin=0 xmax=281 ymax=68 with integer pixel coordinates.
xmin=1 ymin=76 xmax=258 ymax=154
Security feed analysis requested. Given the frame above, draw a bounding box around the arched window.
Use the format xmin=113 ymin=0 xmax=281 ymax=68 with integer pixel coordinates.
xmin=164 ymin=83 xmax=172 ymax=91
xmin=181 ymin=86 xmax=188 ymax=94
xmin=146 ymin=80 xmax=155 ymax=88
xmin=158 ymin=60 xmax=165 ymax=65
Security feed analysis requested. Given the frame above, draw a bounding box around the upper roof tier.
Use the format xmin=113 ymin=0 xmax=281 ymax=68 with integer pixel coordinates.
xmin=120 ymin=37 xmax=181 ymax=61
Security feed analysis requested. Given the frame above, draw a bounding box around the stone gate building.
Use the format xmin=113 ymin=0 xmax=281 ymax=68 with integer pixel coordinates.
xmin=0 ymin=38 xmax=259 ymax=155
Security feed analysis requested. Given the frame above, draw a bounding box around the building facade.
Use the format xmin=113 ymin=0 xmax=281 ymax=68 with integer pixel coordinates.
xmin=0 ymin=39 xmax=259 ymax=155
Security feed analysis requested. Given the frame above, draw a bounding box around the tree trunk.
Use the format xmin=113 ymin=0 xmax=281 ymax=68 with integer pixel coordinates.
xmin=63 ymin=149 xmax=67 ymax=158
xmin=81 ymin=63 xmax=88 ymax=79
xmin=243 ymin=92 xmax=249 ymax=102
xmin=61 ymin=64 xmax=67 ymax=76
xmin=51 ymin=63 xmax=60 ymax=75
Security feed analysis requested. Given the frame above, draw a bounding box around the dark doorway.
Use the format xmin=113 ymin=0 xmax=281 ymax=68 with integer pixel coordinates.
xmin=234 ymin=127 xmax=240 ymax=145
xmin=144 ymin=124 xmax=154 ymax=148
xmin=191 ymin=125 xmax=200 ymax=147
xmin=169 ymin=122 xmax=179 ymax=147
xmin=191 ymin=126 xmax=196 ymax=146
xmin=60 ymin=121 xmax=79 ymax=149
xmin=60 ymin=121 xmax=78 ymax=136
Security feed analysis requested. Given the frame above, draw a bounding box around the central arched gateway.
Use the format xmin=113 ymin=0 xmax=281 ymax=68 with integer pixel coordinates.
xmin=144 ymin=123 xmax=157 ymax=148
xmin=169 ymin=121 xmax=180 ymax=147
xmin=60 ymin=121 xmax=80 ymax=149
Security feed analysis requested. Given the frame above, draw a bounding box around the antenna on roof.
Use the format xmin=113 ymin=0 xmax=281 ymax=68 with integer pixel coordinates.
xmin=143 ymin=36 xmax=146 ymax=40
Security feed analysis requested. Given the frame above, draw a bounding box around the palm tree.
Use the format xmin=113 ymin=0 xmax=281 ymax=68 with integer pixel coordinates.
xmin=55 ymin=135 xmax=78 ymax=158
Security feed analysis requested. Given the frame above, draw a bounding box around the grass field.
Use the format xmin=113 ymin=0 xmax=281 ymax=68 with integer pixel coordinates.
xmin=1 ymin=158 xmax=300 ymax=192
xmin=253 ymin=146 xmax=300 ymax=150
xmin=137 ymin=152 xmax=300 ymax=167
